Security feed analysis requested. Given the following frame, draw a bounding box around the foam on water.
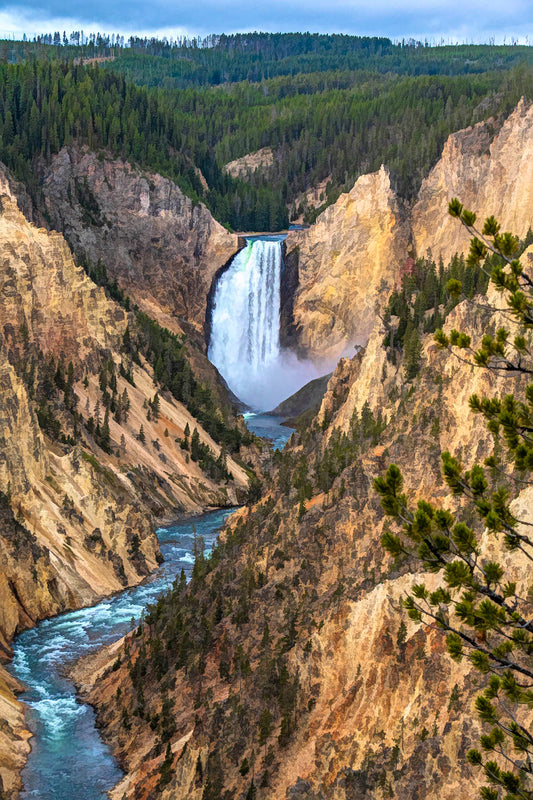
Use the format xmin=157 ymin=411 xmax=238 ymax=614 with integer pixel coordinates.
xmin=177 ymin=551 xmax=195 ymax=564
xmin=34 ymin=697 xmax=87 ymax=739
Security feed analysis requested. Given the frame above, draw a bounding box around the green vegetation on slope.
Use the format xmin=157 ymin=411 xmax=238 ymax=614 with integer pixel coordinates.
xmin=383 ymin=228 xmax=533 ymax=379
xmin=0 ymin=60 xmax=288 ymax=231
xmin=127 ymin=312 xmax=253 ymax=453
xmin=0 ymin=35 xmax=533 ymax=229
xmin=77 ymin=254 xmax=253 ymax=457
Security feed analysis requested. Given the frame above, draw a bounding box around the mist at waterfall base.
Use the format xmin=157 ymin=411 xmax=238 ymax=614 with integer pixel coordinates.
xmin=230 ymin=348 xmax=324 ymax=411
xmin=208 ymin=236 xmax=324 ymax=410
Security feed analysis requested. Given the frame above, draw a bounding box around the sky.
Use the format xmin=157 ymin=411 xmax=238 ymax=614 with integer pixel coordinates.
xmin=0 ymin=0 xmax=532 ymax=44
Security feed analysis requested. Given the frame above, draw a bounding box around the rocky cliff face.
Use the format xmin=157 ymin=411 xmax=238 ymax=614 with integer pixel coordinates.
xmin=0 ymin=168 xmax=250 ymax=798
xmin=413 ymin=98 xmax=533 ymax=263
xmin=41 ymin=147 xmax=239 ymax=334
xmin=77 ymin=254 xmax=532 ymax=800
xmin=0 ymin=191 xmax=125 ymax=363
xmin=223 ymin=147 xmax=275 ymax=179
xmin=283 ymin=166 xmax=411 ymax=362
xmin=286 ymin=99 xmax=533 ymax=361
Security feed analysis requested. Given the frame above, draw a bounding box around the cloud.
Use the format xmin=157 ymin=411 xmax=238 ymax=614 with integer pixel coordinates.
xmin=0 ymin=0 xmax=532 ymax=41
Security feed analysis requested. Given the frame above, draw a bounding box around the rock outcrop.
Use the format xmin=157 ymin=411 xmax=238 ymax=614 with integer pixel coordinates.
xmin=223 ymin=147 xmax=275 ymax=179
xmin=283 ymin=166 xmax=411 ymax=361
xmin=268 ymin=373 xmax=332 ymax=420
xmin=413 ymin=98 xmax=533 ymax=263
xmin=41 ymin=147 xmax=239 ymax=333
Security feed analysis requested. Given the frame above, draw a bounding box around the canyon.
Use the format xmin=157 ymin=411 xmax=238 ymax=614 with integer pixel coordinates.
xmin=1 ymin=95 xmax=532 ymax=800
xmin=0 ymin=163 xmax=251 ymax=798
xmin=28 ymin=101 xmax=533 ymax=372
xmin=69 ymin=101 xmax=533 ymax=800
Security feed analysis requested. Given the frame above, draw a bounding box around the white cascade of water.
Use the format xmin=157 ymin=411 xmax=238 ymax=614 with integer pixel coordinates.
xmin=208 ymin=238 xmax=283 ymax=408
xmin=209 ymin=236 xmax=327 ymax=410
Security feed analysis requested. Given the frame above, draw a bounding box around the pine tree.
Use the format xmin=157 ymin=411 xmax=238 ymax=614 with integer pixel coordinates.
xmin=403 ymin=320 xmax=422 ymax=381
xmin=191 ymin=428 xmax=201 ymax=461
xmin=376 ymin=202 xmax=533 ymax=800
xmin=158 ymin=742 xmax=173 ymax=788
xmin=258 ymin=708 xmax=273 ymax=756
xmin=151 ymin=392 xmax=161 ymax=421
xmin=121 ymin=388 xmax=130 ymax=422
xmin=100 ymin=408 xmax=110 ymax=451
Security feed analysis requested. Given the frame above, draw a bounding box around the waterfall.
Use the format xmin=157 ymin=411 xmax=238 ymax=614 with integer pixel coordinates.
xmin=209 ymin=235 xmax=325 ymax=410
xmin=208 ymin=237 xmax=283 ymax=408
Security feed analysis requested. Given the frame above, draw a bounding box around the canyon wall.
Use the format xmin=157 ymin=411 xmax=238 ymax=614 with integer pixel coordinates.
xmin=283 ymin=166 xmax=410 ymax=362
xmin=287 ymin=99 xmax=533 ymax=361
xmin=77 ymin=263 xmax=533 ymax=800
xmin=41 ymin=147 xmax=239 ymax=334
xmin=0 ymin=169 xmax=250 ymax=798
xmin=29 ymin=100 xmax=533 ymax=370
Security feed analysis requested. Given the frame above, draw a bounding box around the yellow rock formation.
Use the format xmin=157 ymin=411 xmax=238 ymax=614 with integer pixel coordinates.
xmin=413 ymin=98 xmax=533 ymax=263
xmin=284 ymin=166 xmax=410 ymax=361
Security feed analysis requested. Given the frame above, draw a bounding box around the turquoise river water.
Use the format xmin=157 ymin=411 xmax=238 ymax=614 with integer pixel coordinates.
xmin=9 ymin=415 xmax=293 ymax=799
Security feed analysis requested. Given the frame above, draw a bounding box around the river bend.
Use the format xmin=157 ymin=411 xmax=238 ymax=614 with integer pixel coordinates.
xmin=10 ymin=417 xmax=292 ymax=799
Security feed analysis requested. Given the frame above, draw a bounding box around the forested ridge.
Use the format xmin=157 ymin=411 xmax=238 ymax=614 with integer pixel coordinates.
xmin=110 ymin=35 xmax=533 ymax=89
xmin=11 ymin=32 xmax=533 ymax=84
xmin=0 ymin=33 xmax=532 ymax=229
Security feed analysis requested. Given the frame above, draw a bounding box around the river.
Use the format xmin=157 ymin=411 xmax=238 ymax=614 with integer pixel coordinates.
xmin=9 ymin=417 xmax=292 ymax=799
xmin=243 ymin=412 xmax=294 ymax=450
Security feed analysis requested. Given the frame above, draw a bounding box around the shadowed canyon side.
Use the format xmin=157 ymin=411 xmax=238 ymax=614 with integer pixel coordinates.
xmin=40 ymin=146 xmax=240 ymax=335
xmin=76 ymin=251 xmax=533 ymax=800
xmin=0 ymin=165 xmax=252 ymax=797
